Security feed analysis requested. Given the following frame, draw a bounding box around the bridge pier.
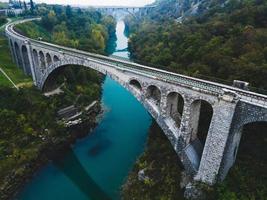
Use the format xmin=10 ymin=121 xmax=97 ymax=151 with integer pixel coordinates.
xmin=8 ymin=39 xmax=16 ymax=63
xmin=160 ymin=90 xmax=168 ymax=117
xmin=194 ymin=91 xmax=239 ymax=184
xmin=26 ymin=42 xmax=37 ymax=84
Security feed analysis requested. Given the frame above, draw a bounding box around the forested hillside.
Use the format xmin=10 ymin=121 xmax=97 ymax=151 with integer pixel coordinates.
xmin=16 ymin=5 xmax=116 ymax=54
xmin=0 ymin=16 xmax=7 ymax=27
xmin=122 ymin=1 xmax=267 ymax=199
xmin=126 ymin=0 xmax=267 ymax=91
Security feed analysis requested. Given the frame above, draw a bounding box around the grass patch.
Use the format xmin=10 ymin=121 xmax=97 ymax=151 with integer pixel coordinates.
xmin=0 ymin=32 xmax=32 ymax=87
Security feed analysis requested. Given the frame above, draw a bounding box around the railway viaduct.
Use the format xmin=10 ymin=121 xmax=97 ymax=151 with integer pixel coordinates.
xmin=5 ymin=19 xmax=267 ymax=191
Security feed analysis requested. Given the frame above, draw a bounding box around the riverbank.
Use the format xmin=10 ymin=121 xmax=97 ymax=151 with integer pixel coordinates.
xmin=0 ymin=100 xmax=102 ymax=200
xmin=121 ymin=121 xmax=185 ymax=200
xmin=121 ymin=121 xmax=267 ymax=200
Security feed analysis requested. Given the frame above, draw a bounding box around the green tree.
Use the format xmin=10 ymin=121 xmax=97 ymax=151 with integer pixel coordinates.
xmin=66 ymin=5 xmax=72 ymax=18
xmin=23 ymin=1 xmax=27 ymax=10
xmin=30 ymin=0 xmax=34 ymax=14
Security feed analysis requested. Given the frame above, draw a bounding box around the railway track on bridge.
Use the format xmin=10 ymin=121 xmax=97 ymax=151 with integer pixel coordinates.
xmin=5 ymin=18 xmax=267 ymax=107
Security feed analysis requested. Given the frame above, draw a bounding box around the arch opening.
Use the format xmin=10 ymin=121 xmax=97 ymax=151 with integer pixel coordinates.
xmin=146 ymin=85 xmax=161 ymax=108
xmin=228 ymin=122 xmax=267 ymax=198
xmin=9 ymin=39 xmax=16 ymax=60
xmin=21 ymin=45 xmax=31 ymax=75
xmin=46 ymin=53 xmax=52 ymax=66
xmin=41 ymin=62 xmax=191 ymax=176
xmin=39 ymin=51 xmax=46 ymax=69
xmin=33 ymin=49 xmax=39 ymax=68
xmin=53 ymin=55 xmax=60 ymax=62
xmin=188 ymin=99 xmax=213 ymax=170
xmin=14 ymin=42 xmax=23 ymax=69
xmin=129 ymin=79 xmax=142 ymax=91
xmin=42 ymin=64 xmax=102 ymax=93
xmin=166 ymin=92 xmax=184 ymax=127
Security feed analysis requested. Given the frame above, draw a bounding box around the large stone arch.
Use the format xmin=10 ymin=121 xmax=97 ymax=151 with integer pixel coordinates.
xmin=21 ymin=45 xmax=31 ymax=75
xmin=39 ymin=59 xmax=181 ymax=140
xmin=14 ymin=41 xmax=23 ymax=69
xmin=222 ymin=120 xmax=267 ymax=189
xmin=38 ymin=60 xmax=185 ymax=168
xmin=219 ymin=101 xmax=267 ymax=180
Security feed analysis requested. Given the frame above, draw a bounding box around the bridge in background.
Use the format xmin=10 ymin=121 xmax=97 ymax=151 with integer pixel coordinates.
xmin=5 ymin=19 xmax=267 ymax=192
xmin=92 ymin=5 xmax=155 ymax=18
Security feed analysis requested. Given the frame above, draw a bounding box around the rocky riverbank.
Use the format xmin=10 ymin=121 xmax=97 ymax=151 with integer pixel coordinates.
xmin=0 ymin=101 xmax=102 ymax=200
xmin=121 ymin=121 xmax=186 ymax=200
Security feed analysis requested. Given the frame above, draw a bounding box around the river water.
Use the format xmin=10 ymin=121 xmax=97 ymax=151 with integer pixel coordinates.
xmin=17 ymin=21 xmax=152 ymax=200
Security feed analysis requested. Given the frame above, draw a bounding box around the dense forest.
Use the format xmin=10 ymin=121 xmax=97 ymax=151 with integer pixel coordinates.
xmin=16 ymin=4 xmax=116 ymax=54
xmin=126 ymin=0 xmax=267 ymax=92
xmin=0 ymin=16 xmax=7 ymax=27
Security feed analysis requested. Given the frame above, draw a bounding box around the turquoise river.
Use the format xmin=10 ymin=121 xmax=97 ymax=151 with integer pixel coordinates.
xmin=17 ymin=21 xmax=152 ymax=200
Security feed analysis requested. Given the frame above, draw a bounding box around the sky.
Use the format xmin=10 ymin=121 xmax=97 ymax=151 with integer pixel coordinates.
xmin=1 ymin=0 xmax=155 ymax=7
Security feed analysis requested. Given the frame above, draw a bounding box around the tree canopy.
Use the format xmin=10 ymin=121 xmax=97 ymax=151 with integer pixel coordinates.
xmin=126 ymin=0 xmax=267 ymax=92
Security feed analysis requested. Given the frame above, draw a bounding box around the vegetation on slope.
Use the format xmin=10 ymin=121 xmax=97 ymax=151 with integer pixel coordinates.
xmin=0 ymin=16 xmax=7 ymax=27
xmin=15 ymin=5 xmax=116 ymax=54
xmin=0 ymin=2 xmax=8 ymax=9
xmin=0 ymin=84 xmax=102 ymax=199
xmin=215 ymin=122 xmax=267 ymax=200
xmin=126 ymin=0 xmax=267 ymax=91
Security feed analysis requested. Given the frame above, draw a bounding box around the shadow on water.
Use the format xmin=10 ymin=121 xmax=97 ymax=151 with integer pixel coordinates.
xmin=53 ymin=148 xmax=111 ymax=200
xmin=88 ymin=138 xmax=112 ymax=157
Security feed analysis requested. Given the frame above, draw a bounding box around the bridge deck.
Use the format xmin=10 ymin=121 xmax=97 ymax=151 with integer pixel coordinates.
xmin=5 ymin=19 xmax=267 ymax=108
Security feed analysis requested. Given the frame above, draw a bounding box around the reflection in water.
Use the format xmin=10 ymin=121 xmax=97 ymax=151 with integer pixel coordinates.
xmin=54 ymin=149 xmax=111 ymax=200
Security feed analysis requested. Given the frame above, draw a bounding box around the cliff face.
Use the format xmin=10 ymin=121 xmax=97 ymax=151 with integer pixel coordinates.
xmin=151 ymin=0 xmax=227 ymax=21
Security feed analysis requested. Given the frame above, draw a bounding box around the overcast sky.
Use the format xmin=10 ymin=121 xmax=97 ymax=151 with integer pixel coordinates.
xmin=1 ymin=0 xmax=155 ymax=6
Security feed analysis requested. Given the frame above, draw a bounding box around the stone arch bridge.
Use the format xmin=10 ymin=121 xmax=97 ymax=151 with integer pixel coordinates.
xmin=93 ymin=5 xmax=155 ymax=18
xmin=5 ymin=19 xmax=267 ymax=186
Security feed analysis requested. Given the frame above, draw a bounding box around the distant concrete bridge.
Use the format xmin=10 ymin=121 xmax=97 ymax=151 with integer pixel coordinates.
xmin=93 ymin=5 xmax=155 ymax=17
xmin=5 ymin=19 xmax=267 ymax=187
